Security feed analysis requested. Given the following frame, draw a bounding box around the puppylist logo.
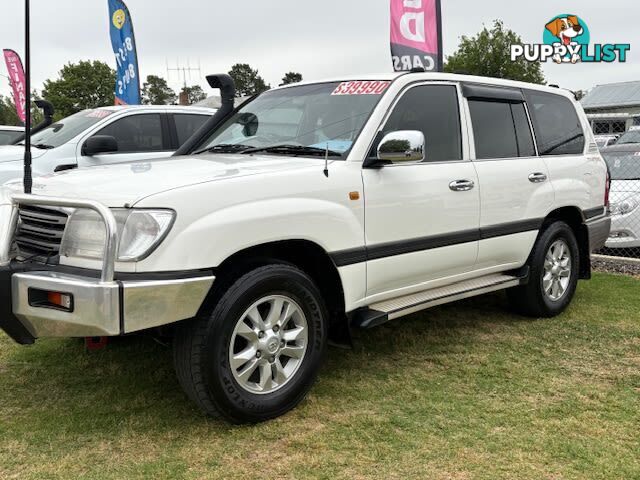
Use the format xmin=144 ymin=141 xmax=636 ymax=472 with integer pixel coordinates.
xmin=511 ymin=14 xmax=630 ymax=64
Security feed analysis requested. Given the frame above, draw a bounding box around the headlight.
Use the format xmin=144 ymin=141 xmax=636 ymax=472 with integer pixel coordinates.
xmin=610 ymin=195 xmax=640 ymax=216
xmin=60 ymin=208 xmax=175 ymax=262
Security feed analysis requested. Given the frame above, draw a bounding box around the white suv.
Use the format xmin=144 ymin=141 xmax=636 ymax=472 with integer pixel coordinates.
xmin=0 ymin=72 xmax=610 ymax=423
xmin=0 ymin=105 xmax=215 ymax=184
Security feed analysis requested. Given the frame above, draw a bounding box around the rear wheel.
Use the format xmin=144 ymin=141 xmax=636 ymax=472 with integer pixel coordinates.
xmin=173 ymin=264 xmax=327 ymax=423
xmin=508 ymin=221 xmax=579 ymax=317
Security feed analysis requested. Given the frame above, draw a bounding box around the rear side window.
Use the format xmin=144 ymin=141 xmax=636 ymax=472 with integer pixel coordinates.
xmin=468 ymin=100 xmax=535 ymax=159
xmin=382 ymin=85 xmax=462 ymax=162
xmin=525 ymin=91 xmax=585 ymax=155
xmin=174 ymin=114 xmax=209 ymax=146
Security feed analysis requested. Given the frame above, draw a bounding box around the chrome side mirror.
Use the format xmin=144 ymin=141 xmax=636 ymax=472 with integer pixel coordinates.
xmin=377 ymin=130 xmax=425 ymax=164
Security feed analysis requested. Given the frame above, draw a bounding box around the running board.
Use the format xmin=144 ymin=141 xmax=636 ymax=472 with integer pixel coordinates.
xmin=352 ymin=273 xmax=526 ymax=329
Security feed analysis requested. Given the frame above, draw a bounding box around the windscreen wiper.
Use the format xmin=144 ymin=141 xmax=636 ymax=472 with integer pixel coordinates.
xmin=242 ymin=144 xmax=343 ymax=157
xmin=33 ymin=143 xmax=54 ymax=150
xmin=194 ymin=144 xmax=253 ymax=155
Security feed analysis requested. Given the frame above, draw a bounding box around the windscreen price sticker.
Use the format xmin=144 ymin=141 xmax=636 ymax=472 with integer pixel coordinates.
xmin=331 ymin=81 xmax=391 ymax=95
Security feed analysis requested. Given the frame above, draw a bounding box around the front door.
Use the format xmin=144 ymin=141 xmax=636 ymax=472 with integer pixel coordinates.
xmin=362 ymin=83 xmax=480 ymax=299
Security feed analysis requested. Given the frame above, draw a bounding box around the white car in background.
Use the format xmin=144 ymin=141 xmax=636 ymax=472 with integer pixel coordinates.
xmin=602 ymin=145 xmax=640 ymax=249
xmin=0 ymin=126 xmax=24 ymax=146
xmin=594 ymin=134 xmax=619 ymax=149
xmin=0 ymin=105 xmax=215 ymax=184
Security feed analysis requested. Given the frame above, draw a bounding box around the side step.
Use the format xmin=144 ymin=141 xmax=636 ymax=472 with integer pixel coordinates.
xmin=352 ymin=273 xmax=525 ymax=329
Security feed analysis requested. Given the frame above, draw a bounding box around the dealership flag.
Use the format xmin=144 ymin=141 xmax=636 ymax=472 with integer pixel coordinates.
xmin=390 ymin=0 xmax=443 ymax=72
xmin=108 ymin=0 xmax=141 ymax=105
xmin=3 ymin=49 xmax=27 ymax=124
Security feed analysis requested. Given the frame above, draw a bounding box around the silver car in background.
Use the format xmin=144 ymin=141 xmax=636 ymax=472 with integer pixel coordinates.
xmin=601 ymin=144 xmax=640 ymax=252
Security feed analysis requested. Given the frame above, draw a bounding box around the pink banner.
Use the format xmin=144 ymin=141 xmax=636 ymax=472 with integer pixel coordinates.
xmin=3 ymin=49 xmax=27 ymax=124
xmin=390 ymin=0 xmax=443 ymax=72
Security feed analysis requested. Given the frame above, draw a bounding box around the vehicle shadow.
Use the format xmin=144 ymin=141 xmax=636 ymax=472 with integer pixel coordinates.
xmin=0 ymin=291 xmax=542 ymax=432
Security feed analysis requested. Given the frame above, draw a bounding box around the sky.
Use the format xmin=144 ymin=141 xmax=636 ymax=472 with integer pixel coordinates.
xmin=0 ymin=0 xmax=637 ymax=100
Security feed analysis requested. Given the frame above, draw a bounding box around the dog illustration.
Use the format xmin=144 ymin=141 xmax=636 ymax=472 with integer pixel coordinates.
xmin=545 ymin=15 xmax=584 ymax=64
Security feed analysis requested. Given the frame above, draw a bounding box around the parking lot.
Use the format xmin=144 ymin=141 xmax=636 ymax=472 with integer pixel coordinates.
xmin=1 ymin=272 xmax=638 ymax=480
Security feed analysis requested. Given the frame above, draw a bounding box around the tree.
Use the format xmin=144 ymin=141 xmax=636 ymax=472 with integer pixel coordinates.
xmin=142 ymin=75 xmax=177 ymax=105
xmin=281 ymin=72 xmax=303 ymax=86
xmin=228 ymin=63 xmax=270 ymax=97
xmin=444 ymin=20 xmax=545 ymax=84
xmin=42 ymin=61 xmax=116 ymax=119
xmin=0 ymin=95 xmax=20 ymax=126
xmin=180 ymin=85 xmax=207 ymax=104
xmin=0 ymin=92 xmax=44 ymax=127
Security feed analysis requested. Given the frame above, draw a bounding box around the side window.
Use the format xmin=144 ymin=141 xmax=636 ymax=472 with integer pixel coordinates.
xmin=174 ymin=114 xmax=209 ymax=146
xmin=383 ymin=85 xmax=462 ymax=162
xmin=95 ymin=114 xmax=164 ymax=153
xmin=525 ymin=91 xmax=585 ymax=156
xmin=468 ymin=100 xmax=536 ymax=159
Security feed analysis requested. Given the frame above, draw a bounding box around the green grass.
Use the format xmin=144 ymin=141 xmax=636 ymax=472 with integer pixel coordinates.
xmin=0 ymin=273 xmax=639 ymax=479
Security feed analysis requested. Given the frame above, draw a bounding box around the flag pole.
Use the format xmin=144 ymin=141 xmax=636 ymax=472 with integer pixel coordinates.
xmin=23 ymin=0 xmax=32 ymax=194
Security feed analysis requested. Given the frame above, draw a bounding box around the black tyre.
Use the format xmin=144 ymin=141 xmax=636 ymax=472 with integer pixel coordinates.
xmin=507 ymin=221 xmax=579 ymax=318
xmin=173 ymin=264 xmax=328 ymax=423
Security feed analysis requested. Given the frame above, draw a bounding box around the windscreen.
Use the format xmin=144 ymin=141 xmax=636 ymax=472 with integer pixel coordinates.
xmin=27 ymin=109 xmax=114 ymax=149
xmin=198 ymin=81 xmax=391 ymax=158
xmin=602 ymin=151 xmax=640 ymax=180
xmin=616 ymin=130 xmax=640 ymax=145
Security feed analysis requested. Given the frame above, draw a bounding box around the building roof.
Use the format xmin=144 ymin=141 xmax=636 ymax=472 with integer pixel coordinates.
xmin=581 ymin=81 xmax=640 ymax=109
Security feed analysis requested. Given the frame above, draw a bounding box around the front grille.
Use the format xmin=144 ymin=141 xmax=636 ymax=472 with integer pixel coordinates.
xmin=15 ymin=205 xmax=69 ymax=259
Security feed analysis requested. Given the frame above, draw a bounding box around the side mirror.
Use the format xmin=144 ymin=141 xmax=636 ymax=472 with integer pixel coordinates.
xmin=377 ymin=130 xmax=425 ymax=164
xmin=82 ymin=135 xmax=118 ymax=156
xmin=237 ymin=112 xmax=259 ymax=137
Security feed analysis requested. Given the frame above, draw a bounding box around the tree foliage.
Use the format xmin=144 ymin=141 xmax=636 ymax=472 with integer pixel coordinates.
xmin=228 ymin=63 xmax=270 ymax=97
xmin=281 ymin=72 xmax=303 ymax=86
xmin=0 ymin=95 xmax=20 ymax=126
xmin=444 ymin=20 xmax=545 ymax=84
xmin=142 ymin=75 xmax=177 ymax=105
xmin=180 ymin=85 xmax=207 ymax=104
xmin=0 ymin=92 xmax=44 ymax=127
xmin=42 ymin=60 xmax=116 ymax=119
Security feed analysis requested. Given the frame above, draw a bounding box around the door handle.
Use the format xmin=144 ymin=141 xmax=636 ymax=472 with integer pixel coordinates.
xmin=449 ymin=179 xmax=475 ymax=192
xmin=528 ymin=172 xmax=547 ymax=183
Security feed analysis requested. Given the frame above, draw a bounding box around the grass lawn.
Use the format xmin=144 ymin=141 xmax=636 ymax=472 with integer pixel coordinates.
xmin=0 ymin=273 xmax=638 ymax=479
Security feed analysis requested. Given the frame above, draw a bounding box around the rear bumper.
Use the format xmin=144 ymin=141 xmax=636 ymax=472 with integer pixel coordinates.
xmin=0 ymin=265 xmax=214 ymax=344
xmin=586 ymin=215 xmax=612 ymax=252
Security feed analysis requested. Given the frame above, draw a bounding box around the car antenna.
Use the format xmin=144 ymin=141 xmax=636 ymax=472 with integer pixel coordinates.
xmin=23 ymin=0 xmax=32 ymax=194
xmin=323 ymin=143 xmax=329 ymax=178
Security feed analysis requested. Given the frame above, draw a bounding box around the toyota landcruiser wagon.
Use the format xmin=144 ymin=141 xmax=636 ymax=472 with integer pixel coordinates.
xmin=0 ymin=72 xmax=610 ymax=423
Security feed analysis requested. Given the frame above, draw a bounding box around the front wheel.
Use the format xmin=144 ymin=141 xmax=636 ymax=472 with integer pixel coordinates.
xmin=507 ymin=221 xmax=579 ymax=318
xmin=173 ymin=264 xmax=328 ymax=423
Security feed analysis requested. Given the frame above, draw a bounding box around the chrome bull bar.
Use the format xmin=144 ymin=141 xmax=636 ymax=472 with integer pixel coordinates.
xmin=2 ymin=194 xmax=119 ymax=284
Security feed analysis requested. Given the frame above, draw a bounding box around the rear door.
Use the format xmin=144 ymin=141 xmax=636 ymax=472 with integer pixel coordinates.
xmin=465 ymin=84 xmax=554 ymax=270
xmin=78 ymin=112 xmax=173 ymax=167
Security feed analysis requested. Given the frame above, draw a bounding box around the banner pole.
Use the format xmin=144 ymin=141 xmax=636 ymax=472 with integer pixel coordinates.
xmin=23 ymin=0 xmax=32 ymax=194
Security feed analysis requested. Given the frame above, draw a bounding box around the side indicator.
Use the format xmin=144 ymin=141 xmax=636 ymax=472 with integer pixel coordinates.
xmin=349 ymin=191 xmax=360 ymax=201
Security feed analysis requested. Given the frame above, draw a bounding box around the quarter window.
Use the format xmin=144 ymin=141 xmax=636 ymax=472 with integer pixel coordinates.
xmin=382 ymin=85 xmax=462 ymax=162
xmin=174 ymin=114 xmax=209 ymax=146
xmin=525 ymin=91 xmax=585 ymax=156
xmin=95 ymin=114 xmax=165 ymax=153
